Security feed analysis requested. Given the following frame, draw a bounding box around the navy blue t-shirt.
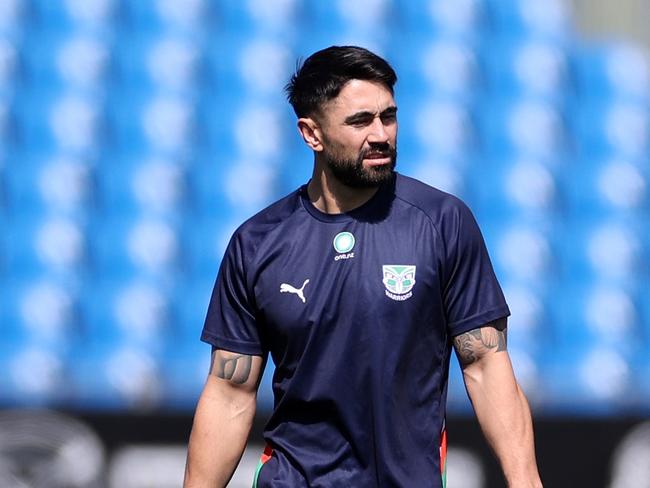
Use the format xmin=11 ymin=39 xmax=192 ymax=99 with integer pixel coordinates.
xmin=201 ymin=173 xmax=510 ymax=487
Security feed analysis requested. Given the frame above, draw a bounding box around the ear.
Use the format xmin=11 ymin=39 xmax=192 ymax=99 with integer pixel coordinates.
xmin=297 ymin=117 xmax=324 ymax=152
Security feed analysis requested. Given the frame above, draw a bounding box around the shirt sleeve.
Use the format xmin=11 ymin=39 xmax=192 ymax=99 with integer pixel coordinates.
xmin=200 ymin=231 xmax=265 ymax=356
xmin=441 ymin=200 xmax=510 ymax=337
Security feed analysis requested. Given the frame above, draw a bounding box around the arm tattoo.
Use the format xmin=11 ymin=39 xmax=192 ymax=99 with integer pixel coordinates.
xmin=209 ymin=351 xmax=253 ymax=384
xmin=453 ymin=320 xmax=507 ymax=367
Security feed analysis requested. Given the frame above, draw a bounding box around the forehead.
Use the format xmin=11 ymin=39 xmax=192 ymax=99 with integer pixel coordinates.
xmin=324 ymin=79 xmax=395 ymax=117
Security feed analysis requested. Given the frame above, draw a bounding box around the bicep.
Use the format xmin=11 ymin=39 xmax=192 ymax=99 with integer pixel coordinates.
xmin=207 ymin=348 xmax=265 ymax=393
xmin=452 ymin=317 xmax=508 ymax=369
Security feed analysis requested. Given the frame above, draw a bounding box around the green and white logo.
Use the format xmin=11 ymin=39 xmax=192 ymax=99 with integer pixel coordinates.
xmin=382 ymin=265 xmax=416 ymax=301
xmin=333 ymin=232 xmax=355 ymax=254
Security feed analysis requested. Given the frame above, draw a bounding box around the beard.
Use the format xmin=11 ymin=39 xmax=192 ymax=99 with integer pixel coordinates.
xmin=323 ymin=144 xmax=397 ymax=189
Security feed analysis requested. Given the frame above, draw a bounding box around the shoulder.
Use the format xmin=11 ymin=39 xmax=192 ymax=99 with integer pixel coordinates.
xmin=229 ymin=187 xmax=303 ymax=254
xmin=393 ymin=173 xmax=473 ymax=224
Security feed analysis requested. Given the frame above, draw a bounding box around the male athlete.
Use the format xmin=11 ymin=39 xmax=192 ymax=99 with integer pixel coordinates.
xmin=184 ymin=46 xmax=543 ymax=487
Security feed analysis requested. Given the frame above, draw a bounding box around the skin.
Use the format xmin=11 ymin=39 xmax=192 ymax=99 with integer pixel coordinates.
xmin=453 ymin=318 xmax=543 ymax=487
xmin=183 ymin=349 xmax=264 ymax=487
xmin=297 ymin=79 xmax=399 ymax=214
xmin=184 ymin=78 xmax=543 ymax=487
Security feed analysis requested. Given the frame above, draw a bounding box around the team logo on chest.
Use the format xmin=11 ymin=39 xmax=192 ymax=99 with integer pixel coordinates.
xmin=382 ymin=265 xmax=417 ymax=301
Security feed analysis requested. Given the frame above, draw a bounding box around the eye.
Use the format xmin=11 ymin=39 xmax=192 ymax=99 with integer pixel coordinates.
xmin=350 ymin=115 xmax=374 ymax=127
xmin=380 ymin=111 xmax=397 ymax=124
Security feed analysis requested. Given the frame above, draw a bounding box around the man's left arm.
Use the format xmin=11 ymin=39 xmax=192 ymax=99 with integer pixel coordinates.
xmin=453 ymin=317 xmax=543 ymax=488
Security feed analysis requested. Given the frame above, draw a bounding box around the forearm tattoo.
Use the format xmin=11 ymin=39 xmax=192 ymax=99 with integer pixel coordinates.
xmin=453 ymin=319 xmax=507 ymax=367
xmin=209 ymin=350 xmax=253 ymax=384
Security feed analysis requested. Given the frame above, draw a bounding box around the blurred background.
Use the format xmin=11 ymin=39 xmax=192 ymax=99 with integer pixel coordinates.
xmin=0 ymin=0 xmax=648 ymax=486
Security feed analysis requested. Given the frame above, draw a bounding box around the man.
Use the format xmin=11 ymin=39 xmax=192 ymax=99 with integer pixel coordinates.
xmin=184 ymin=46 xmax=542 ymax=487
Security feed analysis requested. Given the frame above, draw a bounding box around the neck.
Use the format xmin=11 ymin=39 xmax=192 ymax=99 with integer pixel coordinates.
xmin=307 ymin=159 xmax=380 ymax=214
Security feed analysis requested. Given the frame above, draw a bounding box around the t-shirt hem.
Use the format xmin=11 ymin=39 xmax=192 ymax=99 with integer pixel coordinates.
xmin=448 ymin=305 xmax=511 ymax=337
xmin=200 ymin=331 xmax=264 ymax=356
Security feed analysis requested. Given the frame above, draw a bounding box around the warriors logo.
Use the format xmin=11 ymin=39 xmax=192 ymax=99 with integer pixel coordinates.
xmin=382 ymin=265 xmax=417 ymax=301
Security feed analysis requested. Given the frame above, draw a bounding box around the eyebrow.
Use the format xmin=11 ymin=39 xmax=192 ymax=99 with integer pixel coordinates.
xmin=344 ymin=106 xmax=398 ymax=125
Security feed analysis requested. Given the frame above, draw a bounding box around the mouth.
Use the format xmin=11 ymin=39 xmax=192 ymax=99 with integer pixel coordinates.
xmin=363 ymin=154 xmax=392 ymax=166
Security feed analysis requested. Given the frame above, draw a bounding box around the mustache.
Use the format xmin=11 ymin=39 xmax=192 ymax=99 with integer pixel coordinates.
xmin=360 ymin=145 xmax=396 ymax=159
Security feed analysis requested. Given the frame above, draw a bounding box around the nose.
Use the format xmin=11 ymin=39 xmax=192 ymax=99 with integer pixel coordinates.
xmin=367 ymin=117 xmax=390 ymax=144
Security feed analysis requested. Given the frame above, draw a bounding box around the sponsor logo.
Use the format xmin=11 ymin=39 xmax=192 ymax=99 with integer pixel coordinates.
xmin=382 ymin=265 xmax=416 ymax=301
xmin=333 ymin=232 xmax=355 ymax=261
xmin=280 ymin=279 xmax=310 ymax=304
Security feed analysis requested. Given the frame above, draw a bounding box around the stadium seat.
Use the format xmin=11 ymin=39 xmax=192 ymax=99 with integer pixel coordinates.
xmin=0 ymin=340 xmax=70 ymax=407
xmin=0 ymin=277 xmax=79 ymax=347
xmin=90 ymin=215 xmax=183 ymax=279
xmin=124 ymin=0 xmax=211 ymax=33
xmin=80 ymin=278 xmax=173 ymax=348
xmin=4 ymin=214 xmax=88 ymax=277
xmin=3 ymin=155 xmax=95 ymax=218
xmin=68 ymin=343 xmax=164 ymax=410
xmin=482 ymin=37 xmax=570 ymax=100
xmin=0 ymin=0 xmax=27 ymax=35
xmin=31 ymin=0 xmax=118 ymax=32
xmin=399 ymin=0 xmax=487 ymax=37
xmin=575 ymin=42 xmax=650 ymax=102
xmin=0 ymin=36 xmax=19 ymax=94
xmin=562 ymin=157 xmax=649 ymax=217
xmin=95 ymin=155 xmax=188 ymax=218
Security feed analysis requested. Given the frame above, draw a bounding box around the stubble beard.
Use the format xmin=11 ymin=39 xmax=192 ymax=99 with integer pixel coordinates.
xmin=323 ymin=145 xmax=398 ymax=189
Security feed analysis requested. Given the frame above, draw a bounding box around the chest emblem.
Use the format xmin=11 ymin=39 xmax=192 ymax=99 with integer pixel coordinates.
xmin=280 ymin=279 xmax=310 ymax=304
xmin=382 ymin=265 xmax=416 ymax=301
xmin=333 ymin=231 xmax=355 ymax=261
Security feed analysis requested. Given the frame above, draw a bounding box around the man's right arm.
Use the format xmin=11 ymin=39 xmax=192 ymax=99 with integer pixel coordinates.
xmin=183 ymin=348 xmax=265 ymax=488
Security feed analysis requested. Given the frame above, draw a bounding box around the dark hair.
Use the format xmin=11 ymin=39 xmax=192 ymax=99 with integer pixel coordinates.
xmin=285 ymin=45 xmax=397 ymax=118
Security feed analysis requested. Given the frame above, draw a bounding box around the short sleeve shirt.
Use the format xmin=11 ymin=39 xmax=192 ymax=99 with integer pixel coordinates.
xmin=202 ymin=173 xmax=510 ymax=487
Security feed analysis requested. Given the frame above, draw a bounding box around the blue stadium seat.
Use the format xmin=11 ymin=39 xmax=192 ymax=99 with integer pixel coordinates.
xmin=4 ymin=214 xmax=88 ymax=277
xmin=0 ymin=277 xmax=79 ymax=347
xmin=477 ymin=97 xmax=569 ymax=159
xmin=205 ymin=32 xmax=295 ymax=100
xmin=161 ymin=345 xmax=209 ymax=409
xmin=468 ymin=157 xmax=561 ymax=219
xmin=482 ymin=37 xmax=570 ymax=100
xmin=80 ymin=278 xmax=173 ymax=348
xmin=390 ymin=35 xmax=481 ymax=104
xmin=481 ymin=218 xmax=559 ymax=285
xmin=562 ymin=157 xmax=649 ymax=218
xmin=171 ymin=277 xmax=215 ymax=341
xmin=90 ymin=215 xmax=183 ymax=279
xmin=21 ymin=30 xmax=112 ymax=96
xmin=30 ymin=0 xmax=119 ymax=32
xmin=0 ymin=0 xmax=29 ymax=35
xmin=501 ymin=282 xmax=552 ymax=352
xmin=540 ymin=345 xmax=637 ymax=414
xmin=572 ymin=99 xmax=650 ymax=159
xmin=0 ymin=340 xmax=70 ymax=407
xmin=95 ymin=155 xmax=188 ymax=218
xmin=123 ymin=0 xmax=212 ymax=33
xmin=113 ymin=31 xmax=203 ymax=96
xmin=0 ymin=36 xmax=20 ymax=95
xmin=3 ymin=155 xmax=95 ymax=218
xmin=183 ymin=216 xmax=239 ymax=280
xmin=559 ymin=217 xmax=647 ymax=286
xmin=575 ymin=42 xmax=650 ymax=103
xmin=68 ymin=343 xmax=164 ymax=410
xmin=217 ymin=0 xmax=302 ymax=36
xmin=302 ymin=0 xmax=394 ymax=37
xmin=399 ymin=0 xmax=488 ymax=37
xmin=488 ymin=0 xmax=573 ymax=40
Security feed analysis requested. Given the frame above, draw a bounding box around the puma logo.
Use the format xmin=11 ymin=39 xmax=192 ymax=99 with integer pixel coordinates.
xmin=280 ymin=279 xmax=310 ymax=304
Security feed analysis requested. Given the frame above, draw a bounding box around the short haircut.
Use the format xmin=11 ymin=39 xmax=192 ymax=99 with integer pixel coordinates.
xmin=285 ymin=45 xmax=397 ymax=118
